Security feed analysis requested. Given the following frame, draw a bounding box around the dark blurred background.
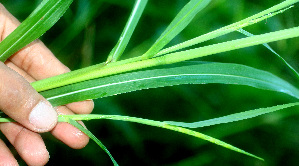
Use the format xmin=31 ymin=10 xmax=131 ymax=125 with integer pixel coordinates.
xmin=1 ymin=0 xmax=299 ymax=165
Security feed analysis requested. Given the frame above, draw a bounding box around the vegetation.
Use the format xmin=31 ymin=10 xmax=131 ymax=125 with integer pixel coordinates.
xmin=0 ymin=0 xmax=298 ymax=165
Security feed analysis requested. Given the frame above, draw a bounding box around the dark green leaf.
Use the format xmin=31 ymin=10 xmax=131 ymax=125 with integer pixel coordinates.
xmin=0 ymin=0 xmax=73 ymax=62
xmin=40 ymin=62 xmax=299 ymax=107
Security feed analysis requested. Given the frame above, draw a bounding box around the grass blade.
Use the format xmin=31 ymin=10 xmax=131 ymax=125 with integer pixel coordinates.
xmin=155 ymin=4 xmax=294 ymax=57
xmin=106 ymin=0 xmax=148 ymax=63
xmin=141 ymin=0 xmax=211 ymax=59
xmin=165 ymin=102 xmax=299 ymax=128
xmin=31 ymin=26 xmax=299 ymax=92
xmin=0 ymin=0 xmax=73 ymax=62
xmin=58 ymin=116 xmax=119 ymax=166
xmin=59 ymin=114 xmax=263 ymax=161
xmin=40 ymin=62 xmax=299 ymax=107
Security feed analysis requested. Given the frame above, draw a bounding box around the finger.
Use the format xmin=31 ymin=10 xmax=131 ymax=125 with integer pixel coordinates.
xmin=0 ymin=139 xmax=18 ymax=165
xmin=5 ymin=61 xmax=90 ymax=149
xmin=6 ymin=60 xmax=94 ymax=115
xmin=5 ymin=60 xmax=35 ymax=82
xmin=0 ymin=62 xmax=57 ymax=132
xmin=66 ymin=100 xmax=94 ymax=114
xmin=0 ymin=123 xmax=49 ymax=166
xmin=51 ymin=106 xmax=89 ymax=149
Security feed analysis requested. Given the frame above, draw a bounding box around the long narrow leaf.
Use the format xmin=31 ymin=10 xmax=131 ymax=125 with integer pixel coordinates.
xmin=31 ymin=26 xmax=299 ymax=92
xmin=155 ymin=4 xmax=294 ymax=57
xmin=40 ymin=62 xmax=299 ymax=107
xmin=106 ymin=0 xmax=148 ymax=63
xmin=165 ymin=102 xmax=299 ymax=128
xmin=141 ymin=0 xmax=211 ymax=59
xmin=58 ymin=114 xmax=263 ymax=160
xmin=0 ymin=0 xmax=73 ymax=62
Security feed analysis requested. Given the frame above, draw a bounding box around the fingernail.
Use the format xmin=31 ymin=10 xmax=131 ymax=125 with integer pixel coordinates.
xmin=29 ymin=101 xmax=57 ymax=132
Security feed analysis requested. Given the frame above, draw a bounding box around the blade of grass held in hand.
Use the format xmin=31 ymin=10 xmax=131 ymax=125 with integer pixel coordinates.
xmin=106 ymin=0 xmax=148 ymax=63
xmin=165 ymin=102 xmax=299 ymax=128
xmin=40 ymin=62 xmax=299 ymax=107
xmin=141 ymin=0 xmax=211 ymax=59
xmin=31 ymin=26 xmax=299 ymax=92
xmin=0 ymin=0 xmax=73 ymax=62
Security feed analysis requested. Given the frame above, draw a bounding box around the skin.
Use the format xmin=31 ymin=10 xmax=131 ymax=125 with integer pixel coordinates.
xmin=0 ymin=3 xmax=94 ymax=165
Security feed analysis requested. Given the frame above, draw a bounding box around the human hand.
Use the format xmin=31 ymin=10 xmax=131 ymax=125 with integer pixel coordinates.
xmin=0 ymin=4 xmax=94 ymax=165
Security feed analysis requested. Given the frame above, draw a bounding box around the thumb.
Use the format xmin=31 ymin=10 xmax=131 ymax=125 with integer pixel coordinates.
xmin=0 ymin=62 xmax=57 ymax=132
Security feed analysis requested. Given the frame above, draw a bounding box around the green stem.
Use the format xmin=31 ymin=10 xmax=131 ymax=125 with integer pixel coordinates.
xmin=31 ymin=26 xmax=299 ymax=92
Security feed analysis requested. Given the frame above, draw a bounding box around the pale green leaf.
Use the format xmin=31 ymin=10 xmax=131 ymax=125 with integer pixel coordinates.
xmin=156 ymin=4 xmax=295 ymax=57
xmin=165 ymin=102 xmax=299 ymax=128
xmin=59 ymin=114 xmax=263 ymax=160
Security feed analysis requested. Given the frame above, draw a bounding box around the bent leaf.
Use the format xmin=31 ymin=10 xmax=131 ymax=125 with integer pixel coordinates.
xmin=0 ymin=0 xmax=73 ymax=62
xmin=165 ymin=102 xmax=299 ymax=128
xmin=59 ymin=117 xmax=119 ymax=166
xmin=59 ymin=114 xmax=263 ymax=160
xmin=40 ymin=62 xmax=299 ymax=107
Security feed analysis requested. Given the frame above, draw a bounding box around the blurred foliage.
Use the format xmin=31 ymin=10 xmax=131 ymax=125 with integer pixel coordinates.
xmin=1 ymin=0 xmax=299 ymax=165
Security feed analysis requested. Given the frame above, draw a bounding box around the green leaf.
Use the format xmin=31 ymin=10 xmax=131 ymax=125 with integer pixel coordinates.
xmin=40 ymin=62 xmax=299 ymax=107
xmin=156 ymin=4 xmax=295 ymax=57
xmin=31 ymin=26 xmax=299 ymax=92
xmin=0 ymin=0 xmax=73 ymax=62
xmin=59 ymin=114 xmax=263 ymax=161
xmin=106 ymin=0 xmax=148 ymax=63
xmin=141 ymin=0 xmax=211 ymax=59
xmin=165 ymin=102 xmax=299 ymax=128
xmin=58 ymin=116 xmax=119 ymax=166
